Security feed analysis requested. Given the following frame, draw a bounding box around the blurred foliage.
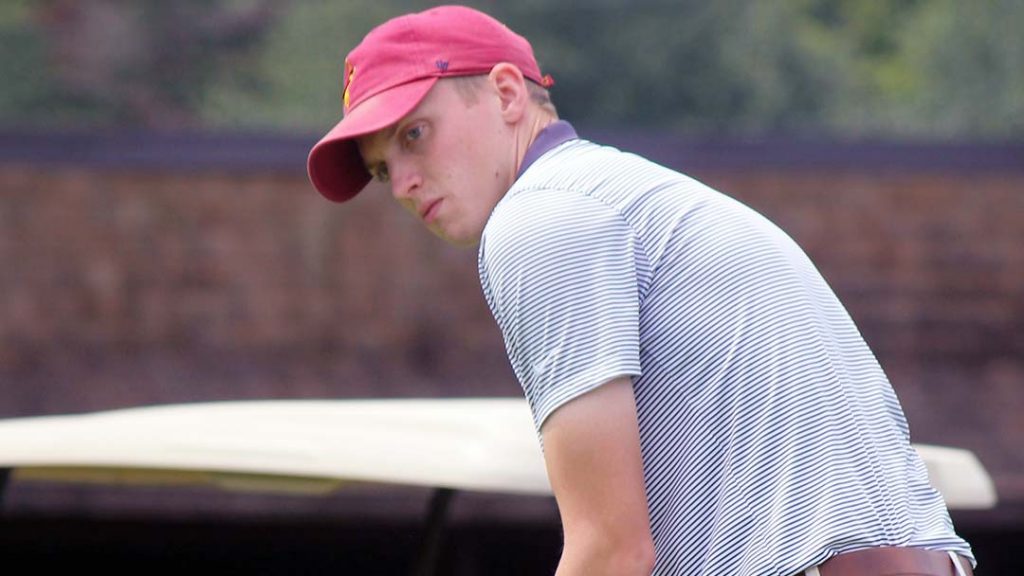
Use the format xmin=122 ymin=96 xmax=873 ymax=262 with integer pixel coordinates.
xmin=0 ymin=0 xmax=1021 ymax=139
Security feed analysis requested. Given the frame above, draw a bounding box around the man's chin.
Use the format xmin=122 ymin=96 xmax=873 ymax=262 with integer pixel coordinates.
xmin=431 ymin=225 xmax=481 ymax=248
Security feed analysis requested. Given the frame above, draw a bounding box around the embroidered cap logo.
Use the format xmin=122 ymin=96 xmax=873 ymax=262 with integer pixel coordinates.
xmin=342 ymin=60 xmax=355 ymax=111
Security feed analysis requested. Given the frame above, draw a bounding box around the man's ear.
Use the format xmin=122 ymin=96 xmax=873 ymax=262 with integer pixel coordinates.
xmin=489 ymin=63 xmax=529 ymax=123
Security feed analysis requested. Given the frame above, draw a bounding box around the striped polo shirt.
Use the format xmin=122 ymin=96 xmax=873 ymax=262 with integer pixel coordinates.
xmin=477 ymin=124 xmax=973 ymax=575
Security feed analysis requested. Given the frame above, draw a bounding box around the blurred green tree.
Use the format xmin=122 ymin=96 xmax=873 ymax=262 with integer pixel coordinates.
xmin=1 ymin=0 xmax=281 ymax=128
xmin=0 ymin=0 xmax=1021 ymax=139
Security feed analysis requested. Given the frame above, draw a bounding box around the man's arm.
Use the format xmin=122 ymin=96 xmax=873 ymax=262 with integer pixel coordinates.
xmin=541 ymin=377 xmax=656 ymax=576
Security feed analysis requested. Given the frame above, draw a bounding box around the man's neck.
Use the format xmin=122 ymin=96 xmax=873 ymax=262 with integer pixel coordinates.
xmin=512 ymin=110 xmax=558 ymax=179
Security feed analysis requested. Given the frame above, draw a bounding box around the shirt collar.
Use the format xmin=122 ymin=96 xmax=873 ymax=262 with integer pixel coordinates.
xmin=515 ymin=120 xmax=578 ymax=179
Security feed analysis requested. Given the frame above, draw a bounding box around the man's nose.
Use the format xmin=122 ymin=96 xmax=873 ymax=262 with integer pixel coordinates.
xmin=390 ymin=164 xmax=422 ymax=202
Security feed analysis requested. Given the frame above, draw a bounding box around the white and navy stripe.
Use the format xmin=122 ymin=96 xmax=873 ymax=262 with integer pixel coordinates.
xmin=478 ymin=134 xmax=973 ymax=575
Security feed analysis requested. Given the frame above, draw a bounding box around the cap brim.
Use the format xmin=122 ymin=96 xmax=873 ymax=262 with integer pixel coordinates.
xmin=307 ymin=77 xmax=439 ymax=202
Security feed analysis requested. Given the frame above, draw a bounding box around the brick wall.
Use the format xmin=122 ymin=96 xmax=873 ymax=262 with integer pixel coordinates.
xmin=0 ymin=165 xmax=517 ymax=415
xmin=1 ymin=135 xmax=1022 ymax=498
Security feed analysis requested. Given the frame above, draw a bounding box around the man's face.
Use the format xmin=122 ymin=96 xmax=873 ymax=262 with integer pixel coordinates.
xmin=356 ymin=78 xmax=513 ymax=246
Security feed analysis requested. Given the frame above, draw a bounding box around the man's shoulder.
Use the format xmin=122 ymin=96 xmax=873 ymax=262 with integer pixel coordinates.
xmin=480 ymin=174 xmax=637 ymax=272
xmin=524 ymin=137 xmax=641 ymax=178
xmin=525 ymin=137 xmax=691 ymax=197
xmin=485 ymin=181 xmax=617 ymax=245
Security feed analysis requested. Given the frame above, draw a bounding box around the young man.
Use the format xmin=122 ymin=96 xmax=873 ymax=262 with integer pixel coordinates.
xmin=307 ymin=6 xmax=974 ymax=576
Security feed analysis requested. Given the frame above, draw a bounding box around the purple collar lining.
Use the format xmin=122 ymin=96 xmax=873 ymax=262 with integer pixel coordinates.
xmin=515 ymin=120 xmax=578 ymax=179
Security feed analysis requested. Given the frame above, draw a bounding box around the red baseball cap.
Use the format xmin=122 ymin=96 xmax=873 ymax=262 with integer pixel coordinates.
xmin=307 ymin=5 xmax=553 ymax=202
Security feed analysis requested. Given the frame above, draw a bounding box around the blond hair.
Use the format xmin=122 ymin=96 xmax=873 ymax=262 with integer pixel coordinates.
xmin=448 ymin=75 xmax=558 ymax=117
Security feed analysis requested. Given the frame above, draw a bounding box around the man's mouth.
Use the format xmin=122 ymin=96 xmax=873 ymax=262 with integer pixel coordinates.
xmin=420 ymin=199 xmax=442 ymax=223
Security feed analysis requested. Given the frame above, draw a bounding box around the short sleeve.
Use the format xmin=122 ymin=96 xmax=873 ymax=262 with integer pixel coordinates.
xmin=478 ymin=187 xmax=643 ymax=431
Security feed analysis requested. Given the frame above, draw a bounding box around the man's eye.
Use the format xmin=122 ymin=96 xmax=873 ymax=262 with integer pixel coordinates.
xmin=405 ymin=125 xmax=423 ymax=142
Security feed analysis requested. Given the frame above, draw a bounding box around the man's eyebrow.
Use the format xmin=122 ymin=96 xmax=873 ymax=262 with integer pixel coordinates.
xmin=379 ymin=123 xmax=400 ymax=142
xmin=359 ymin=124 xmax=400 ymax=172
